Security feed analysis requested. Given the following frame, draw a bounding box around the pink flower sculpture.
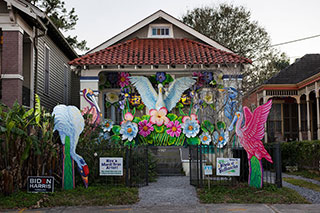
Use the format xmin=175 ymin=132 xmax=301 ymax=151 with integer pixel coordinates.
xmin=138 ymin=120 xmax=154 ymax=137
xmin=121 ymin=112 xmax=134 ymax=125
xmin=118 ymin=72 xmax=130 ymax=88
xmin=182 ymin=113 xmax=199 ymax=124
xmin=149 ymin=107 xmax=170 ymax=126
xmin=166 ymin=120 xmax=182 ymax=137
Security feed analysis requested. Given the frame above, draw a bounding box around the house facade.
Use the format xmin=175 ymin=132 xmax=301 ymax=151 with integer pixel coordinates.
xmin=69 ymin=10 xmax=251 ymax=124
xmin=0 ymin=0 xmax=79 ymax=110
xmin=243 ymin=54 xmax=320 ymax=142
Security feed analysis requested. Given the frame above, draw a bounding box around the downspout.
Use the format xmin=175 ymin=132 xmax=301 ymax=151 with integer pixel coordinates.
xmin=33 ymin=16 xmax=47 ymax=111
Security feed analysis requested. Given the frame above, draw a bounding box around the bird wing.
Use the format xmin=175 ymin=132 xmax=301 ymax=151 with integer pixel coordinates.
xmin=243 ymin=100 xmax=272 ymax=141
xmin=129 ymin=76 xmax=158 ymax=110
xmin=243 ymin=106 xmax=253 ymax=128
xmin=164 ymin=77 xmax=196 ymax=112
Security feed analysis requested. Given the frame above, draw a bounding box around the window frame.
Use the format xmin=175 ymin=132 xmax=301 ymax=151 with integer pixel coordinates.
xmin=148 ymin=24 xmax=174 ymax=38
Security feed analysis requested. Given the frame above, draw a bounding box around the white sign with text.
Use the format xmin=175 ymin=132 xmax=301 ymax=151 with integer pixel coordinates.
xmin=216 ymin=158 xmax=240 ymax=176
xmin=100 ymin=157 xmax=123 ymax=176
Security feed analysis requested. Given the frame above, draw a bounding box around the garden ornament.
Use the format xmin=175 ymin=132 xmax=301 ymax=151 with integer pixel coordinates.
xmin=82 ymin=88 xmax=101 ymax=125
xmin=129 ymin=76 xmax=196 ymax=112
xmin=228 ymin=100 xmax=273 ymax=188
xmin=52 ymin=105 xmax=89 ymax=189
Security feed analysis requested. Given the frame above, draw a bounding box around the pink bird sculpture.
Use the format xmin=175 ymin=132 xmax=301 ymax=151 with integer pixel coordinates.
xmin=228 ymin=100 xmax=273 ymax=188
xmin=82 ymin=88 xmax=101 ymax=125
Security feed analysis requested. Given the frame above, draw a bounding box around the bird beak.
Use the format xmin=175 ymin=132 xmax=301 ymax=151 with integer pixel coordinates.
xmin=88 ymin=94 xmax=101 ymax=113
xmin=81 ymin=165 xmax=89 ymax=188
xmin=81 ymin=176 xmax=88 ymax=188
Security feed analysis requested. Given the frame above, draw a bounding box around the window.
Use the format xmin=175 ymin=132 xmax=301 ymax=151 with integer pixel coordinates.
xmin=148 ymin=24 xmax=173 ymax=38
xmin=44 ymin=46 xmax=50 ymax=94
xmin=267 ymin=103 xmax=282 ymax=142
xmin=64 ymin=65 xmax=68 ymax=104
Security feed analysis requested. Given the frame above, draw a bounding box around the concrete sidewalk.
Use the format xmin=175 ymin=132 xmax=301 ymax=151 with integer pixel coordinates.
xmin=4 ymin=204 xmax=320 ymax=213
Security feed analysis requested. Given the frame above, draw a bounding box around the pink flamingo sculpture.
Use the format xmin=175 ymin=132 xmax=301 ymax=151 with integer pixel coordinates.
xmin=228 ymin=100 xmax=273 ymax=188
xmin=82 ymin=88 xmax=101 ymax=125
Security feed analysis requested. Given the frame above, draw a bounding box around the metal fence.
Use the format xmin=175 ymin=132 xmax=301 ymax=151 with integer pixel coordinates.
xmin=75 ymin=145 xmax=150 ymax=188
xmin=189 ymin=143 xmax=282 ymax=188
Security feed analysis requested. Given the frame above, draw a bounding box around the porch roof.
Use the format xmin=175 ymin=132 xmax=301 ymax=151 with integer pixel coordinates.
xmin=69 ymin=38 xmax=251 ymax=66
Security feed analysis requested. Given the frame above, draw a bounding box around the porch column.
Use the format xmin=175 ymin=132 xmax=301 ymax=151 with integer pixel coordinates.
xmin=1 ymin=29 xmax=24 ymax=107
xmin=297 ymin=99 xmax=303 ymax=141
xmin=79 ymin=76 xmax=99 ymax=110
xmin=306 ymin=95 xmax=311 ymax=140
xmin=263 ymin=91 xmax=267 ymax=143
xmin=316 ymin=90 xmax=320 ymax=140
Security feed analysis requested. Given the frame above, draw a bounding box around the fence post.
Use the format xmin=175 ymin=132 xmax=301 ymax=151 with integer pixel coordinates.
xmin=189 ymin=145 xmax=192 ymax=185
xmin=196 ymin=145 xmax=199 ymax=187
xmin=199 ymin=145 xmax=203 ymax=188
xmin=125 ymin=147 xmax=129 ymax=187
xmin=145 ymin=145 xmax=149 ymax=186
xmin=275 ymin=142 xmax=282 ymax=188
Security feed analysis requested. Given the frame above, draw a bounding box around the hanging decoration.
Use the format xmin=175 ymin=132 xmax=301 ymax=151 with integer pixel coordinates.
xmin=52 ymin=105 xmax=89 ymax=189
xmin=228 ymin=100 xmax=273 ymax=188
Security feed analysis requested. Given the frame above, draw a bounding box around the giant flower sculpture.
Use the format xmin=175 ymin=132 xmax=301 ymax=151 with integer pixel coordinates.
xmin=166 ymin=121 xmax=182 ymax=137
xmin=200 ymin=132 xmax=211 ymax=145
xmin=138 ymin=120 xmax=154 ymax=137
xmin=103 ymin=119 xmax=114 ymax=132
xmin=213 ymin=129 xmax=229 ymax=148
xmin=120 ymin=121 xmax=138 ymax=141
xmin=149 ymin=107 xmax=170 ymax=126
xmin=182 ymin=118 xmax=200 ymax=138
xmin=118 ymin=72 xmax=130 ymax=88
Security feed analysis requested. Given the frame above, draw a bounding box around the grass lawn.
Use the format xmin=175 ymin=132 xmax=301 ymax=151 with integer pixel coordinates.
xmin=283 ymin=177 xmax=320 ymax=192
xmin=198 ymin=183 xmax=310 ymax=204
xmin=288 ymin=170 xmax=320 ymax=182
xmin=0 ymin=185 xmax=138 ymax=210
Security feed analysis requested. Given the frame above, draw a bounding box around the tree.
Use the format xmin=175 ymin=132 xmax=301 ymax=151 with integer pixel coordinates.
xmin=31 ymin=0 xmax=89 ymax=52
xmin=181 ymin=4 xmax=289 ymax=91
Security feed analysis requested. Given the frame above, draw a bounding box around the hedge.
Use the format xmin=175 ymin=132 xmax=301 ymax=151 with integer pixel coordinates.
xmin=278 ymin=140 xmax=320 ymax=171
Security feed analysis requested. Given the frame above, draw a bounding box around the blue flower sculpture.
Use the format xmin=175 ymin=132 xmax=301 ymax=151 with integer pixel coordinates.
xmin=182 ymin=119 xmax=200 ymax=138
xmin=200 ymin=132 xmax=212 ymax=145
xmin=156 ymin=72 xmax=166 ymax=83
xmin=120 ymin=121 xmax=138 ymax=141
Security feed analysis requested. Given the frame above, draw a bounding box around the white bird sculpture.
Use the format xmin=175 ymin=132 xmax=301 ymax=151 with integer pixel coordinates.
xmin=129 ymin=76 xmax=196 ymax=112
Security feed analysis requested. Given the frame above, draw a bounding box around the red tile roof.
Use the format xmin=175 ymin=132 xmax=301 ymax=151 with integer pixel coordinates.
xmin=70 ymin=38 xmax=251 ymax=66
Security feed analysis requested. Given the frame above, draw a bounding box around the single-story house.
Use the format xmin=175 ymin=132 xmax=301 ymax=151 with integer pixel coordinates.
xmin=69 ymin=10 xmax=251 ymax=124
xmin=0 ymin=0 xmax=79 ymax=109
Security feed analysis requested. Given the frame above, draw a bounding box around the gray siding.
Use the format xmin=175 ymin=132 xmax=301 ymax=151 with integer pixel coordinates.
xmin=37 ymin=35 xmax=75 ymax=110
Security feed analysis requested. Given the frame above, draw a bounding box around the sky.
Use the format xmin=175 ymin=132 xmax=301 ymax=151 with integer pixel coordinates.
xmin=64 ymin=0 xmax=320 ymax=63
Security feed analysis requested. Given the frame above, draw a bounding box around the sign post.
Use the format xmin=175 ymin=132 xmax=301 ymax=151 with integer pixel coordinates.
xmin=204 ymin=165 xmax=213 ymax=189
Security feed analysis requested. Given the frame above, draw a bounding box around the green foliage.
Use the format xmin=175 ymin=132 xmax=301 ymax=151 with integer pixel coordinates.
xmin=283 ymin=177 xmax=320 ymax=192
xmin=0 ymin=97 xmax=59 ymax=195
xmin=201 ymin=120 xmax=215 ymax=133
xmin=181 ymin=3 xmax=290 ymax=91
xmin=167 ymin=113 xmax=178 ymax=121
xmin=274 ymin=140 xmax=320 ymax=171
xmin=0 ymin=186 xmax=138 ymax=209
xmin=186 ymin=137 xmax=201 ymax=145
xmin=31 ymin=0 xmax=88 ymax=51
xmin=112 ymin=125 xmax=121 ymax=135
xmin=198 ymin=183 xmax=309 ymax=204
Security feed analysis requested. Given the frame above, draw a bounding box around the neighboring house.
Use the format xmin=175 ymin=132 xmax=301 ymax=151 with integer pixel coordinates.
xmin=243 ymin=54 xmax=320 ymax=143
xmin=69 ymin=10 xmax=251 ymax=123
xmin=0 ymin=0 xmax=79 ymax=110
